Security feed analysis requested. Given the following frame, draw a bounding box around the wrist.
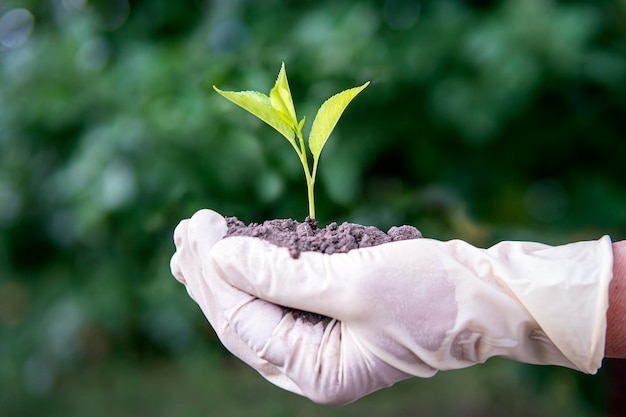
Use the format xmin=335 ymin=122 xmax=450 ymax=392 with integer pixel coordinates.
xmin=605 ymin=240 xmax=626 ymax=358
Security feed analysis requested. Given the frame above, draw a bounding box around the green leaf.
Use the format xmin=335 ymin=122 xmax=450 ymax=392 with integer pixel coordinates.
xmin=297 ymin=116 xmax=306 ymax=136
xmin=269 ymin=62 xmax=298 ymax=128
xmin=309 ymin=81 xmax=370 ymax=161
xmin=213 ymin=86 xmax=296 ymax=147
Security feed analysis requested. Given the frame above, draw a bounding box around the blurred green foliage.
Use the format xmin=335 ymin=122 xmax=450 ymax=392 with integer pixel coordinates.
xmin=1 ymin=0 xmax=625 ymax=415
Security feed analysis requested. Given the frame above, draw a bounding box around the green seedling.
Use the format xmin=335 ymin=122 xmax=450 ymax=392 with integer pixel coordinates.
xmin=214 ymin=63 xmax=369 ymax=220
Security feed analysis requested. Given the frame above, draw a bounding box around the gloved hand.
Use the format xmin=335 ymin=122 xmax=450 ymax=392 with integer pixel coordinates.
xmin=170 ymin=209 xmax=614 ymax=405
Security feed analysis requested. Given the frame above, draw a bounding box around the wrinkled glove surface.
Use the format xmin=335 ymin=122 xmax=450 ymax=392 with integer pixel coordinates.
xmin=170 ymin=209 xmax=614 ymax=405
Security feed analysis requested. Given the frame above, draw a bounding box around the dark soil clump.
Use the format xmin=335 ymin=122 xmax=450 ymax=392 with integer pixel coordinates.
xmin=225 ymin=217 xmax=422 ymax=258
xmin=224 ymin=216 xmax=422 ymax=324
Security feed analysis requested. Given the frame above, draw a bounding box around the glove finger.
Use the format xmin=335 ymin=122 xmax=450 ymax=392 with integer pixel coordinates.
xmin=170 ymin=209 xmax=229 ymax=310
xmin=204 ymin=261 xmax=324 ymax=370
xmin=186 ymin=209 xmax=228 ymax=255
xmin=212 ymin=294 xmax=315 ymax=399
xmin=223 ymin=294 xmax=349 ymax=404
xmin=171 ymin=219 xmax=212 ymax=305
xmin=171 ymin=219 xmax=190 ymax=285
xmin=171 ymin=209 xmax=227 ymax=298
xmin=225 ymin=300 xmax=412 ymax=405
xmin=191 ymin=252 xmax=314 ymax=398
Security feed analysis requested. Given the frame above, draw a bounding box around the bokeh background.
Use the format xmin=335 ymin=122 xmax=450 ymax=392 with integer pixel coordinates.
xmin=1 ymin=0 xmax=625 ymax=415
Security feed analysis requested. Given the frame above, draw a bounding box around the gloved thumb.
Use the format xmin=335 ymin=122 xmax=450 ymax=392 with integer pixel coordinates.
xmin=208 ymin=235 xmax=362 ymax=319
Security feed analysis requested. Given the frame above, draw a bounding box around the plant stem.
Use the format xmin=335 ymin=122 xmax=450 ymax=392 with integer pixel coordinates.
xmin=295 ymin=129 xmax=315 ymax=219
xmin=307 ymin=176 xmax=315 ymax=220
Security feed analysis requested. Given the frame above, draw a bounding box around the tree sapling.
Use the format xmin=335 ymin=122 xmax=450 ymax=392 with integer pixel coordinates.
xmin=214 ymin=62 xmax=369 ymax=220
xmin=214 ymin=64 xmax=422 ymax=323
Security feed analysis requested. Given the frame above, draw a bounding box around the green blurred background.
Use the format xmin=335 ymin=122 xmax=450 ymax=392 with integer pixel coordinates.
xmin=1 ymin=0 xmax=625 ymax=415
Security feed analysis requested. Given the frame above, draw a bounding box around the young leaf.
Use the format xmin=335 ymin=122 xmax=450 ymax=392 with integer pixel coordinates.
xmin=297 ymin=116 xmax=306 ymax=135
xmin=269 ymin=62 xmax=298 ymax=128
xmin=309 ymin=81 xmax=370 ymax=161
xmin=213 ymin=86 xmax=296 ymax=147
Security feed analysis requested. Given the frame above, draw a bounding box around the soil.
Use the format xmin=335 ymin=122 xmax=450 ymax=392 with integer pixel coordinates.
xmin=224 ymin=216 xmax=423 ymax=324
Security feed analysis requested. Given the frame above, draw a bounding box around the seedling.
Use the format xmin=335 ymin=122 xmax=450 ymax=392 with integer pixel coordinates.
xmin=214 ymin=63 xmax=369 ymax=220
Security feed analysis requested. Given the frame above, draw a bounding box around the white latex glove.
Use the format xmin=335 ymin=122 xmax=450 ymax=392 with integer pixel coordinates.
xmin=170 ymin=209 xmax=614 ymax=405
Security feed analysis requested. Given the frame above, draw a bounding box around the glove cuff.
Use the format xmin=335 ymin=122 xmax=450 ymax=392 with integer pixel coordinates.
xmin=487 ymin=235 xmax=614 ymax=373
